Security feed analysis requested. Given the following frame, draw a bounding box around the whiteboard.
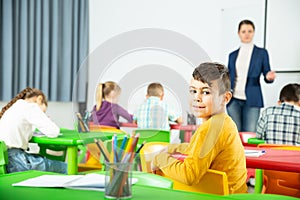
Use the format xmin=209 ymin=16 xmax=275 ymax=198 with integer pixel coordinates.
xmin=266 ymin=0 xmax=300 ymax=71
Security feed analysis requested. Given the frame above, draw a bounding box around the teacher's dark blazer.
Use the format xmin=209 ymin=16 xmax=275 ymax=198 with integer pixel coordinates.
xmin=228 ymin=45 xmax=274 ymax=108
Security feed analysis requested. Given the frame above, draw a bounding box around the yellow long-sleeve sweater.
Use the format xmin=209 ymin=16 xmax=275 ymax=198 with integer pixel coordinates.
xmin=153 ymin=112 xmax=248 ymax=194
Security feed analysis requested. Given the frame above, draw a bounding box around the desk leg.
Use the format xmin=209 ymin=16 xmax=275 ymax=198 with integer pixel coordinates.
xmin=254 ymin=169 xmax=263 ymax=193
xmin=67 ymin=146 xmax=78 ymax=175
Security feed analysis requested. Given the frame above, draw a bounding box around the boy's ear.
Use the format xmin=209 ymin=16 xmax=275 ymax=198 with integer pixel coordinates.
xmin=160 ymin=93 xmax=164 ymax=100
xmin=277 ymin=100 xmax=282 ymax=105
xmin=223 ymin=91 xmax=232 ymax=105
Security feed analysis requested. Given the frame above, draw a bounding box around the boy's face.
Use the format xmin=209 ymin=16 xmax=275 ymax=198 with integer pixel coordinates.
xmin=189 ymin=77 xmax=229 ymax=122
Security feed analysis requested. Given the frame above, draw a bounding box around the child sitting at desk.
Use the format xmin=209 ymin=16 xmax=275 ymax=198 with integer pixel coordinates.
xmin=133 ymin=82 xmax=183 ymax=130
xmin=256 ymin=83 xmax=300 ymax=145
xmin=151 ymin=62 xmax=248 ymax=193
xmin=0 ymin=87 xmax=67 ymax=174
xmin=91 ymin=81 xmax=133 ymax=129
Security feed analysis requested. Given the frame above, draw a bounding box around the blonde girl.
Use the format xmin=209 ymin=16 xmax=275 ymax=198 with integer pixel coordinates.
xmin=91 ymin=81 xmax=133 ymax=129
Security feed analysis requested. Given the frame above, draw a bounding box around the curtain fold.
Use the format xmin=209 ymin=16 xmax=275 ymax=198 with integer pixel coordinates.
xmin=0 ymin=0 xmax=89 ymax=102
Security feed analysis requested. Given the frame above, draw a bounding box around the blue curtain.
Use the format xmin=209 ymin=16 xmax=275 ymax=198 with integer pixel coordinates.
xmin=0 ymin=0 xmax=89 ymax=102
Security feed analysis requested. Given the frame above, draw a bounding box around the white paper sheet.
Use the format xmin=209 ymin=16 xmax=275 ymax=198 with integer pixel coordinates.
xmin=244 ymin=149 xmax=266 ymax=157
xmin=12 ymin=173 xmax=138 ymax=191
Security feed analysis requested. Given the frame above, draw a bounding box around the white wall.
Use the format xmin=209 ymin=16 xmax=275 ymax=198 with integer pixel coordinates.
xmin=0 ymin=101 xmax=79 ymax=130
xmin=1 ymin=1 xmax=298 ymax=128
xmin=87 ymin=0 xmax=266 ymax=123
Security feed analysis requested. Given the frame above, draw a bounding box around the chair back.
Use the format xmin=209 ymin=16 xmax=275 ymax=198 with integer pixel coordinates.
xmin=171 ymin=169 xmax=229 ymax=195
xmin=140 ymin=142 xmax=229 ymax=195
xmin=135 ymin=129 xmax=170 ymax=146
xmin=255 ymin=144 xmax=300 ymax=198
xmin=0 ymin=140 xmax=8 ymax=175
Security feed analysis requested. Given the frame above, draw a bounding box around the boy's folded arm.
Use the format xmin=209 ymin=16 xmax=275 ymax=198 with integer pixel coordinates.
xmin=167 ymin=143 xmax=189 ymax=154
xmin=153 ymin=152 xmax=205 ymax=185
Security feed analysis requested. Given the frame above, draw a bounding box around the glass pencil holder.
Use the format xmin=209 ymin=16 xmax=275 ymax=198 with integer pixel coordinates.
xmin=104 ymin=162 xmax=133 ymax=200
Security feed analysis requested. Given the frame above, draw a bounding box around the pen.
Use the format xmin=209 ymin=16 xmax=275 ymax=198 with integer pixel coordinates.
xmin=113 ymin=134 xmax=119 ymax=162
xmin=134 ymin=140 xmax=146 ymax=158
xmin=124 ymin=133 xmax=134 ymax=153
xmin=119 ymin=135 xmax=128 ymax=160
xmin=94 ymin=138 xmax=110 ymax=162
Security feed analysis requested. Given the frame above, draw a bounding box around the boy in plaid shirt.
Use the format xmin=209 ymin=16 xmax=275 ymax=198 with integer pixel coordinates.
xmin=133 ymin=82 xmax=182 ymax=130
xmin=256 ymin=83 xmax=300 ymax=145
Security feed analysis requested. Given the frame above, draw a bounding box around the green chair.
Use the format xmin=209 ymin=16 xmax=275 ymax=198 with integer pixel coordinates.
xmin=135 ymin=129 xmax=170 ymax=145
xmin=247 ymin=138 xmax=266 ymax=145
xmin=0 ymin=140 xmax=8 ymax=175
xmin=134 ymin=129 xmax=170 ymax=171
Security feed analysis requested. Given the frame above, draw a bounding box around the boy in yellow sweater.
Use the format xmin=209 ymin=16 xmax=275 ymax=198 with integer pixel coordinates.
xmin=152 ymin=62 xmax=248 ymax=193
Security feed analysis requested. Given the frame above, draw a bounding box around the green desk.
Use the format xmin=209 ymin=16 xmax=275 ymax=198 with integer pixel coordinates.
xmin=30 ymin=131 xmax=117 ymax=175
xmin=229 ymin=193 xmax=299 ymax=200
xmin=0 ymin=171 xmax=225 ymax=200
xmin=1 ymin=171 xmax=298 ymax=200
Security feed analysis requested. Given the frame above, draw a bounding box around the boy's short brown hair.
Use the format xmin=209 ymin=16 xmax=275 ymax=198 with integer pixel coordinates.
xmin=192 ymin=62 xmax=231 ymax=95
xmin=147 ymin=82 xmax=164 ymax=97
xmin=279 ymin=83 xmax=300 ymax=103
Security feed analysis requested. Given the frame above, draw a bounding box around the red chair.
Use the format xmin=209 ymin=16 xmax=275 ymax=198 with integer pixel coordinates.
xmin=239 ymin=132 xmax=257 ymax=147
xmin=255 ymin=144 xmax=300 ymax=198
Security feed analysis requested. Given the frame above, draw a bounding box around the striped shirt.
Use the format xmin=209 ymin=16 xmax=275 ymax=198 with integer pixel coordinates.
xmin=133 ymin=97 xmax=180 ymax=130
xmin=256 ymin=103 xmax=300 ymax=146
